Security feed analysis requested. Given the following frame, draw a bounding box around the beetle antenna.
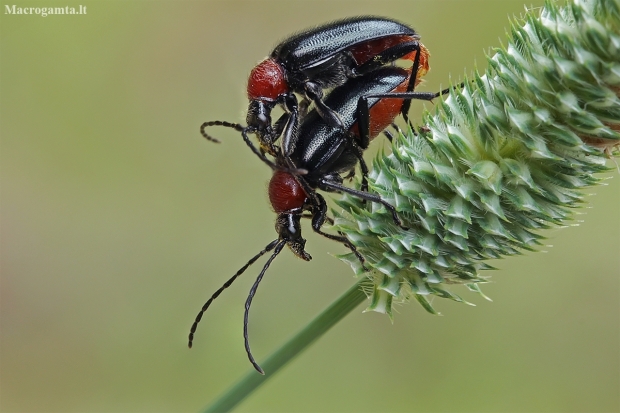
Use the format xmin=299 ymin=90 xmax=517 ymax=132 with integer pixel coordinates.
xmin=188 ymin=239 xmax=280 ymax=348
xmin=199 ymin=120 xmax=308 ymax=176
xmin=239 ymin=128 xmax=309 ymax=176
xmin=200 ymin=120 xmax=248 ymax=144
xmin=243 ymin=240 xmax=287 ymax=375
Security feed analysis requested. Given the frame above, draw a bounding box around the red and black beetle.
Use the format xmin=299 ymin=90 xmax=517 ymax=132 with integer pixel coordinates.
xmin=190 ymin=54 xmax=448 ymax=374
xmin=203 ymin=16 xmax=426 ymax=156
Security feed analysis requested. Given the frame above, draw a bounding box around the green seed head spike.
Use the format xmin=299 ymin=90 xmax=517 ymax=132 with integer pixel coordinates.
xmin=332 ymin=0 xmax=620 ymax=316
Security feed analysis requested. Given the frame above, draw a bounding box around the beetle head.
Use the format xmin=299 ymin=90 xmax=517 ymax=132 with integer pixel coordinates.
xmin=275 ymin=213 xmax=311 ymax=261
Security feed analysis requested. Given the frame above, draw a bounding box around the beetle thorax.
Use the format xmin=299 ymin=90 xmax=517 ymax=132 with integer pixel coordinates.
xmin=268 ymin=171 xmax=307 ymax=213
xmin=247 ymin=58 xmax=289 ymax=101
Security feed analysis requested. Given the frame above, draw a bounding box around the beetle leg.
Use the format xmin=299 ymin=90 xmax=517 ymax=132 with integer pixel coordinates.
xmin=298 ymin=98 xmax=310 ymax=119
xmin=383 ymin=128 xmax=395 ymax=142
xmin=357 ymin=90 xmax=443 ymax=142
xmin=318 ymin=177 xmax=408 ymax=230
xmin=390 ymin=122 xmax=404 ymax=137
xmin=305 ymin=193 xmax=367 ymax=270
xmin=304 ymin=81 xmax=345 ymax=129
xmin=343 ymin=132 xmax=370 ymax=192
xmin=401 ymin=42 xmax=422 ymax=124
xmin=256 ymin=112 xmax=289 ymax=157
xmin=356 ymin=94 xmax=373 ymax=149
xmin=361 ymin=85 xmax=460 ymax=133
xmin=342 ymin=169 xmax=356 ymax=181
xmin=381 ymin=122 xmax=405 ymax=142
xmin=272 ymin=112 xmax=289 ymax=141
xmin=280 ymin=94 xmax=300 ymax=158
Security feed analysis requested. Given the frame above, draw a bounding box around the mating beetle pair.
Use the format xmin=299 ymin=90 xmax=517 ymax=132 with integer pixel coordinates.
xmin=243 ymin=16 xmax=425 ymax=158
xmin=191 ymin=16 xmax=444 ymax=374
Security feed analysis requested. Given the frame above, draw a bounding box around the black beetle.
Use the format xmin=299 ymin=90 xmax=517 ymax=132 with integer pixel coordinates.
xmin=190 ymin=63 xmax=447 ymax=374
xmin=203 ymin=16 xmax=425 ymax=156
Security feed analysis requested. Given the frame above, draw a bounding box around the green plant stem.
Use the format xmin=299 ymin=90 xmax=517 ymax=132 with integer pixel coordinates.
xmin=203 ymin=278 xmax=368 ymax=413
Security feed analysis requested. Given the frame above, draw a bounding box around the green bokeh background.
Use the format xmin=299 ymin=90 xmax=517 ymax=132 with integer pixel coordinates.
xmin=1 ymin=1 xmax=618 ymax=412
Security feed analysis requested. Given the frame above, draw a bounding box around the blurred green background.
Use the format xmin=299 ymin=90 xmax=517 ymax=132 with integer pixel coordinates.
xmin=1 ymin=1 xmax=618 ymax=412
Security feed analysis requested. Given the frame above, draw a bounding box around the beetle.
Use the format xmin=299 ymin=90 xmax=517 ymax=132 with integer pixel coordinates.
xmin=203 ymin=16 xmax=426 ymax=156
xmin=190 ymin=62 xmax=448 ymax=374
xmin=201 ymin=40 xmax=432 ymax=180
